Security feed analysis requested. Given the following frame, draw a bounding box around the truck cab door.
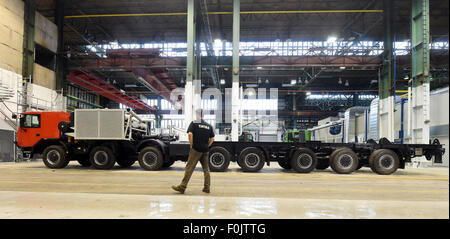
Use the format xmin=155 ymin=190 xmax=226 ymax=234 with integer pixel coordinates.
xmin=17 ymin=114 xmax=42 ymax=148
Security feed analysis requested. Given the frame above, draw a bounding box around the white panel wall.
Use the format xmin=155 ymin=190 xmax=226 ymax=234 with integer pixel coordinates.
xmin=0 ymin=67 xmax=21 ymax=131
xmin=429 ymin=88 xmax=449 ymax=167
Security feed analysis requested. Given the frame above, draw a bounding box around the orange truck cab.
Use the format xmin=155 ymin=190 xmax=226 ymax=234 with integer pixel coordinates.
xmin=17 ymin=111 xmax=70 ymax=152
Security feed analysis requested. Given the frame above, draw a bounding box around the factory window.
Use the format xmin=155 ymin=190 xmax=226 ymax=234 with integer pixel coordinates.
xmin=88 ymin=40 xmax=448 ymax=58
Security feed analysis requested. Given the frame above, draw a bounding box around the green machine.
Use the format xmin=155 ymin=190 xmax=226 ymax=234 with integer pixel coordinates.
xmin=283 ymin=129 xmax=308 ymax=143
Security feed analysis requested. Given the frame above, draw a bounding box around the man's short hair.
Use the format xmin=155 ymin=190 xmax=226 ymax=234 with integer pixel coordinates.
xmin=195 ymin=109 xmax=203 ymax=118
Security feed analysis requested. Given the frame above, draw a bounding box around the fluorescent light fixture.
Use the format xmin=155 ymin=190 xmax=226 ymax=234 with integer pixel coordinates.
xmin=327 ymin=36 xmax=337 ymax=43
xmin=246 ymin=84 xmax=258 ymax=88
xmin=125 ymin=84 xmax=137 ymax=87
xmin=220 ymin=79 xmax=226 ymax=85
xmin=404 ymin=75 xmax=409 ymax=80
xmin=339 ymin=66 xmax=346 ymax=70
xmin=256 ymin=66 xmax=263 ymax=70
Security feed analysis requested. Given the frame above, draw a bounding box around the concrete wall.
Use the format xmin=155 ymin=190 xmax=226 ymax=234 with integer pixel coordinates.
xmin=0 ymin=0 xmax=24 ymax=75
xmin=33 ymin=11 xmax=57 ymax=90
xmin=34 ymin=11 xmax=57 ymax=53
xmin=33 ymin=63 xmax=56 ymax=90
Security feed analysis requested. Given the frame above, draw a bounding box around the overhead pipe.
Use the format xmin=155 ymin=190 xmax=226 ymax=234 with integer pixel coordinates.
xmin=64 ymin=10 xmax=383 ymax=19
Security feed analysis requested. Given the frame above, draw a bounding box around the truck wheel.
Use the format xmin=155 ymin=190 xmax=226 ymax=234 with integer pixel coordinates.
xmin=278 ymin=160 xmax=292 ymax=170
xmin=208 ymin=146 xmax=231 ymax=172
xmin=330 ymin=148 xmax=359 ymax=174
xmin=89 ymin=146 xmax=116 ymax=170
xmin=42 ymin=145 xmax=69 ymax=169
xmin=369 ymin=149 xmax=399 ymax=175
xmin=238 ymin=147 xmax=265 ymax=172
xmin=162 ymin=159 xmax=175 ymax=168
xmin=290 ymin=148 xmax=317 ymax=173
xmin=138 ymin=146 xmax=164 ymax=171
xmin=117 ymin=157 xmax=136 ymax=168
xmin=316 ymin=159 xmax=329 ymax=170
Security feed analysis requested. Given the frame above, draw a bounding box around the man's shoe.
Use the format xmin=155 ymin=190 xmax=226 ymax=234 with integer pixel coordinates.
xmin=202 ymin=187 xmax=210 ymax=193
xmin=172 ymin=185 xmax=185 ymax=194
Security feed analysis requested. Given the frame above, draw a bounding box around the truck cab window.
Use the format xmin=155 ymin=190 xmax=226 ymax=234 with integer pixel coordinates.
xmin=24 ymin=115 xmax=40 ymax=128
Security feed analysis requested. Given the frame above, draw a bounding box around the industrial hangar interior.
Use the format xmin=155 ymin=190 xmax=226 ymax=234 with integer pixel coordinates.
xmin=0 ymin=0 xmax=448 ymax=220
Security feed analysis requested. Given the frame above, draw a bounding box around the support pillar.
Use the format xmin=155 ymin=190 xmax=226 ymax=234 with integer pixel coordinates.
xmin=231 ymin=0 xmax=240 ymax=142
xmin=55 ymin=0 xmax=65 ymax=92
xmin=185 ymin=0 xmax=196 ymax=126
xmin=378 ymin=0 xmax=395 ymax=141
xmin=409 ymin=0 xmax=431 ymax=165
xmin=22 ymin=0 xmax=35 ymax=81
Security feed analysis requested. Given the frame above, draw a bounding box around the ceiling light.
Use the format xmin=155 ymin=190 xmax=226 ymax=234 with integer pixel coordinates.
xmin=345 ymin=79 xmax=349 ymax=87
xmin=246 ymin=84 xmax=258 ymax=88
xmin=327 ymin=36 xmax=337 ymax=43
xmin=256 ymin=66 xmax=263 ymax=70
xmin=265 ymin=79 xmax=269 ymax=84
xmin=220 ymin=79 xmax=226 ymax=85
xmin=340 ymin=66 xmax=346 ymax=70
xmin=291 ymin=79 xmax=297 ymax=85
xmin=338 ymin=77 xmax=343 ymax=84
xmin=404 ymin=75 xmax=409 ymax=80
xmin=306 ymin=91 xmax=311 ymax=96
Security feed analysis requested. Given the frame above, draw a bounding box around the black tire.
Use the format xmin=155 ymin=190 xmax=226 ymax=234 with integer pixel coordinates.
xmin=138 ymin=146 xmax=164 ymax=171
xmin=238 ymin=147 xmax=265 ymax=172
xmin=42 ymin=145 xmax=69 ymax=169
xmin=208 ymin=146 xmax=231 ymax=172
xmin=278 ymin=160 xmax=292 ymax=170
xmin=356 ymin=162 xmax=364 ymax=170
xmin=117 ymin=157 xmax=136 ymax=168
xmin=315 ymin=159 xmax=329 ymax=170
xmin=89 ymin=146 xmax=116 ymax=170
xmin=329 ymin=148 xmax=359 ymax=174
xmin=290 ymin=148 xmax=317 ymax=173
xmin=369 ymin=149 xmax=400 ymax=175
xmin=162 ymin=159 xmax=175 ymax=168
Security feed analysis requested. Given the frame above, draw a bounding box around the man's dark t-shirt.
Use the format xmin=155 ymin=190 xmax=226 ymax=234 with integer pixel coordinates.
xmin=187 ymin=120 xmax=215 ymax=153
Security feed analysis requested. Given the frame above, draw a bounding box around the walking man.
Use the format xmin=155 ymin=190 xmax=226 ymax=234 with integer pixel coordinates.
xmin=172 ymin=109 xmax=215 ymax=194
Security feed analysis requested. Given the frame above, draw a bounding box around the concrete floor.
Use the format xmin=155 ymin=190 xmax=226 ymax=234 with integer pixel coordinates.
xmin=0 ymin=161 xmax=448 ymax=219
